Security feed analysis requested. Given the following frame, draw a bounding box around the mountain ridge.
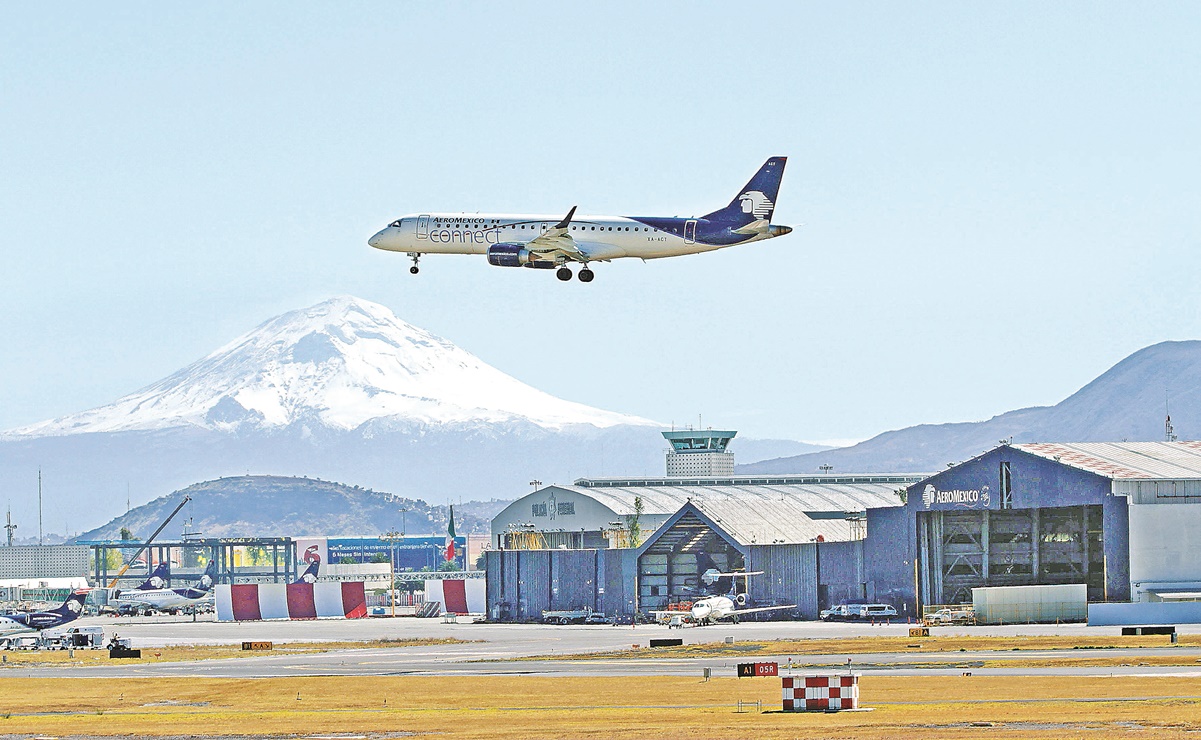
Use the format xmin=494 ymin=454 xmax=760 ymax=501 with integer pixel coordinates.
xmin=738 ymin=340 xmax=1201 ymax=474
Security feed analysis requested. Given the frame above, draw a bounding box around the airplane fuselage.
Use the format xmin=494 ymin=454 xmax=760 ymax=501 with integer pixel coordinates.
xmin=114 ymin=588 xmax=211 ymax=612
xmin=370 ymin=212 xmax=789 ymax=261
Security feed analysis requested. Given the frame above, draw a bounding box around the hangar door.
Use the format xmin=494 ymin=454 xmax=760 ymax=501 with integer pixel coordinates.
xmin=918 ymin=505 xmax=1105 ymax=605
xmin=637 ymin=509 xmax=745 ymax=612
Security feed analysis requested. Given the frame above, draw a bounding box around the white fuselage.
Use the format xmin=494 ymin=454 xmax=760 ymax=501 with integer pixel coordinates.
xmin=691 ymin=596 xmax=737 ymax=623
xmin=369 ymin=213 xmax=752 ymax=262
xmin=0 ymin=617 xmax=33 ymax=636
xmin=115 ymin=589 xmax=210 ymax=612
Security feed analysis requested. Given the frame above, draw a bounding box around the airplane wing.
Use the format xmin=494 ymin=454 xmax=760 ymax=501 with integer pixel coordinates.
xmin=732 ymin=604 xmax=797 ymax=616
xmin=524 ymin=207 xmax=588 ymax=262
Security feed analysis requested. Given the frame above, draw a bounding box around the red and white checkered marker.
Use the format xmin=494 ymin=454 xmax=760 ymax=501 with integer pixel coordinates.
xmin=782 ymin=675 xmax=859 ymax=711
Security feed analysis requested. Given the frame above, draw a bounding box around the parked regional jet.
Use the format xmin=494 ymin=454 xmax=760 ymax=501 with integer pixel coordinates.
xmin=368 ymin=158 xmax=792 ymax=282
xmin=0 ymin=591 xmax=88 ymax=636
xmin=111 ymin=561 xmax=216 ymax=614
xmin=653 ymin=570 xmax=795 ymax=626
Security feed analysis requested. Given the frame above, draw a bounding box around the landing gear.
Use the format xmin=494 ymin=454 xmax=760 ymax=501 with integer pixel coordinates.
xmin=578 ymin=267 xmax=595 ymax=283
xmin=408 ymin=253 xmax=421 ymax=274
xmin=556 ymin=267 xmax=572 ymax=282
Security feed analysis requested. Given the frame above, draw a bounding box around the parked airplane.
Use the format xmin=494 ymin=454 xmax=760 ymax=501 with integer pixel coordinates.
xmin=368 ymin=157 xmax=792 ymax=282
xmin=654 ymin=570 xmax=796 ymax=626
xmin=0 ymin=591 xmax=88 ymax=636
xmin=111 ymin=561 xmax=216 ymax=614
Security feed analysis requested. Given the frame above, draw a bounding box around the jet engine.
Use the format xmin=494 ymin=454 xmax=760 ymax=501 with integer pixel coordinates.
xmin=486 ymin=244 xmax=556 ymax=269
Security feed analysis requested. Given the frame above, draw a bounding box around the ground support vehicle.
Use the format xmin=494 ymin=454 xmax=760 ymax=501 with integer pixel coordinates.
xmin=541 ymin=608 xmax=608 ymax=625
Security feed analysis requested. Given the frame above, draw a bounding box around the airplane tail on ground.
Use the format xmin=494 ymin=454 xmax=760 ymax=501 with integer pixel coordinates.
xmin=293 ymin=559 xmax=320 ymax=584
xmin=702 ymin=157 xmax=787 ymax=227
xmin=136 ymin=562 xmax=171 ymax=590
xmin=52 ymin=591 xmax=88 ymax=622
xmin=196 ymin=560 xmax=217 ymax=593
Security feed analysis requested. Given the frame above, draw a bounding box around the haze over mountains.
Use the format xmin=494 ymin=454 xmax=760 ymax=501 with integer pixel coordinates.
xmin=740 ymin=340 xmax=1201 ymax=475
xmin=6 ymin=295 xmax=1198 ymax=535
xmin=0 ymin=296 xmax=820 ymax=534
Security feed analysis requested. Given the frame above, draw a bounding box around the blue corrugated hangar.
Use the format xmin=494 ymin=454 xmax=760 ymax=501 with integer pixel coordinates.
xmin=486 ymin=435 xmax=1201 ymax=622
xmin=873 ymin=440 xmax=1201 ymax=614
xmin=486 ymin=430 xmax=923 ymax=621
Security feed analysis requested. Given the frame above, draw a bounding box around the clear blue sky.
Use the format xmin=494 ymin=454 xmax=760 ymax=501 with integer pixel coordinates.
xmin=3 ymin=3 xmax=1200 ymax=444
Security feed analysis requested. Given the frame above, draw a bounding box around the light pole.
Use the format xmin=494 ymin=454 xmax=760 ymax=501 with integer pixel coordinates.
xmin=382 ymin=529 xmax=401 ymax=617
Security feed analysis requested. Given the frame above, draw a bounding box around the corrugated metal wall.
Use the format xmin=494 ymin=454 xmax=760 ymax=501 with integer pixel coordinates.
xmin=747 ymin=543 xmax=818 ymax=619
xmin=489 ymin=546 xmax=816 ymax=622
xmin=818 ymin=540 xmax=866 ymax=610
xmin=550 ymin=550 xmax=598 ymax=611
xmin=487 ymin=548 xmax=635 ymax=622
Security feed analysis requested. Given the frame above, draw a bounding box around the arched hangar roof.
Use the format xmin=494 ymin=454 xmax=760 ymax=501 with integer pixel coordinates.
xmin=560 ymin=474 xmax=918 ymax=545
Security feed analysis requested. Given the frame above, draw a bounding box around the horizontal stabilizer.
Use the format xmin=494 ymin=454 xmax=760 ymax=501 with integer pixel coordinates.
xmin=731 ymin=218 xmax=770 ymax=235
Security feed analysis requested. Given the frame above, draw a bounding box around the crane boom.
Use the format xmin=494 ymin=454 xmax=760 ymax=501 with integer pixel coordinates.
xmin=106 ymin=495 xmax=192 ymax=589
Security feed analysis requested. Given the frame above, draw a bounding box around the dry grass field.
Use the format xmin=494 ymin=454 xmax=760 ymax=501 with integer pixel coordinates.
xmin=539 ymin=633 xmax=1198 ymax=661
xmin=0 ymin=675 xmax=1199 ymax=739
xmin=0 ymin=637 xmax=467 ymax=668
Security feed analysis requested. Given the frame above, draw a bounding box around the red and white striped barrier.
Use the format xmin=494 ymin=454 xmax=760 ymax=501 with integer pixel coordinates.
xmin=782 ymin=675 xmax=859 ymax=711
xmin=215 ymin=582 xmax=367 ymax=621
xmin=423 ymin=579 xmax=485 ymax=615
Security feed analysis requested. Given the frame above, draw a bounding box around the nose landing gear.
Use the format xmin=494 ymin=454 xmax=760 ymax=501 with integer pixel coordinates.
xmin=408 ymin=253 xmax=421 ymax=274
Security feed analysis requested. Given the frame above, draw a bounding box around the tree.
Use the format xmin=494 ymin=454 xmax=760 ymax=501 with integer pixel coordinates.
xmin=370 ymin=552 xmax=391 ymax=564
xmin=437 ymin=560 xmax=461 ymax=572
xmin=628 ymin=496 xmax=644 ymax=548
xmin=119 ymin=527 xmax=133 ymax=541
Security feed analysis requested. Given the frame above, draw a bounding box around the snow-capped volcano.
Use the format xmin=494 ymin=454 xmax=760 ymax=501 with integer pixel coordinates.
xmin=9 ymin=296 xmax=655 ymax=437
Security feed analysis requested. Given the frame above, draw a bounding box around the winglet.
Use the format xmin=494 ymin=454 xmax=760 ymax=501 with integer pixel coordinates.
xmin=554 ymin=206 xmax=577 ymax=230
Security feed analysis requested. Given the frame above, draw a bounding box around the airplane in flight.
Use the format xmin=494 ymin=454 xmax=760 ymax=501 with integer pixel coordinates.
xmin=111 ymin=561 xmax=217 ymax=614
xmin=0 ymin=591 xmax=89 ymax=636
xmin=368 ymin=157 xmax=792 ymax=282
xmin=654 ymin=569 xmax=796 ymax=626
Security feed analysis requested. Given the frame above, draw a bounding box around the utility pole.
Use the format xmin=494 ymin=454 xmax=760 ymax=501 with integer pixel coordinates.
xmin=382 ymin=529 xmax=401 ymax=618
xmin=4 ymin=506 xmax=15 ymax=547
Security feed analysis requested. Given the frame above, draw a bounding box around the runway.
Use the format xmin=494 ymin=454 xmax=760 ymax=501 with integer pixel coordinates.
xmin=5 ymin=615 xmax=1201 ymax=680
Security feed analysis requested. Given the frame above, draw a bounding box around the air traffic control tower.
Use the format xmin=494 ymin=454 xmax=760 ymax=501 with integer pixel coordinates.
xmin=663 ymin=429 xmax=737 ymax=476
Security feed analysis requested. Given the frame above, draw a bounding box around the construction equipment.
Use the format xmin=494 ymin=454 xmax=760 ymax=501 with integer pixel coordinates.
xmin=105 ymin=496 xmax=192 ymax=589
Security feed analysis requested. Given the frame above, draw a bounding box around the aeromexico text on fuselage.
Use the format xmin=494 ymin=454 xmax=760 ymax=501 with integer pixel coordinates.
xmin=391 ymin=215 xmax=781 ymax=253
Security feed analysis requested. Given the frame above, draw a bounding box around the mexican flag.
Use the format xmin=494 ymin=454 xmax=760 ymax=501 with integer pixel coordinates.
xmin=445 ymin=505 xmax=456 ymax=562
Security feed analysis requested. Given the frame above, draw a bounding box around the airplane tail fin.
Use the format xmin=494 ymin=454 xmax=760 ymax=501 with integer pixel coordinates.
xmin=136 ymin=561 xmax=171 ymax=590
xmin=293 ymin=559 xmax=320 ymax=584
xmin=702 ymin=157 xmax=787 ymax=227
xmin=196 ymin=560 xmax=217 ymax=593
xmin=54 ymin=590 xmax=88 ymax=621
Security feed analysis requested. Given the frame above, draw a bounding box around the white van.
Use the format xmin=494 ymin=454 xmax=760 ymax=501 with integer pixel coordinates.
xmin=857 ymin=604 xmax=898 ymax=619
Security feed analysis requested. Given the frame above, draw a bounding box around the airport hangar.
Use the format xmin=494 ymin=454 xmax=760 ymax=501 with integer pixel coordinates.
xmin=487 ymin=429 xmax=925 ymax=621
xmin=486 ymin=435 xmax=1201 ymax=621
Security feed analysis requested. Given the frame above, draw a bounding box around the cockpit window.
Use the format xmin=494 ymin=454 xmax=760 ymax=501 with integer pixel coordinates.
xmin=389 ymin=220 xmax=403 ymax=227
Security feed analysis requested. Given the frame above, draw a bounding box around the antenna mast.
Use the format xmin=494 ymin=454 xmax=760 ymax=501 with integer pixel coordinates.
xmin=4 ymin=506 xmax=15 ymax=547
xmin=37 ymin=469 xmax=43 ymax=546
